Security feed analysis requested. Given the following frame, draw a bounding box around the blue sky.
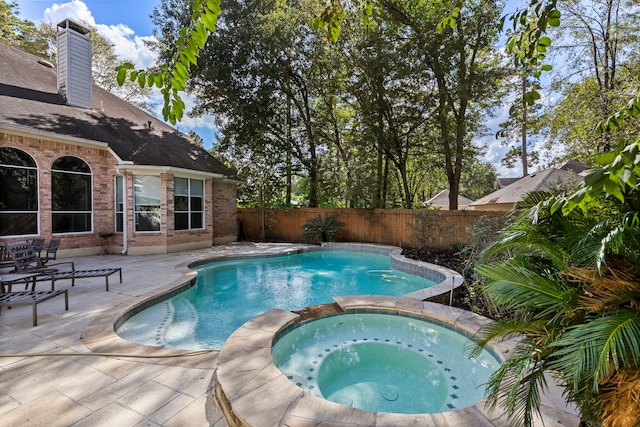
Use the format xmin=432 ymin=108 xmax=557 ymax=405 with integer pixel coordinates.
xmin=15 ymin=0 xmax=531 ymax=177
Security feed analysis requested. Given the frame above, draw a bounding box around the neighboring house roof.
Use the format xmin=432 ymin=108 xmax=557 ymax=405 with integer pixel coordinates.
xmin=470 ymin=167 xmax=582 ymax=207
xmin=557 ymin=159 xmax=590 ymax=174
xmin=0 ymin=43 xmax=237 ymax=179
xmin=496 ymin=177 xmax=521 ymax=189
xmin=426 ymin=190 xmax=474 ymax=209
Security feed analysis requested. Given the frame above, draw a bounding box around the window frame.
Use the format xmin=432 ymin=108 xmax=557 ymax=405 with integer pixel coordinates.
xmin=51 ymin=156 xmax=93 ymax=234
xmin=0 ymin=147 xmax=39 ymax=237
xmin=174 ymin=177 xmax=204 ymax=231
xmin=133 ymin=175 xmax=161 ymax=233
xmin=115 ymin=175 xmax=125 ymax=233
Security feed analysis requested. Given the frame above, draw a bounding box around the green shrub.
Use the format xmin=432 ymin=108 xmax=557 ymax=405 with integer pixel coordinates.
xmin=301 ymin=213 xmax=345 ymax=244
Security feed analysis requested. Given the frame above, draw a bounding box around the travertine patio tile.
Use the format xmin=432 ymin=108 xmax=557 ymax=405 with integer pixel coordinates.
xmin=437 ymin=406 xmax=499 ymax=427
xmin=154 ymin=366 xmax=214 ymax=398
xmin=0 ymin=391 xmax=20 ymax=416
xmin=2 ymin=357 xmax=95 ymax=404
xmin=374 ymin=411 xmax=437 ymax=426
xmin=227 ymin=374 xmax=304 ymax=427
xmin=0 ymin=333 xmax=63 ymax=358
xmin=73 ymin=355 xmax=146 ymax=380
xmin=165 ymin=394 xmax=211 ymax=427
xmin=78 ymin=375 xmax=148 ymax=411
xmin=1 ymin=391 xmax=90 ymax=427
xmin=117 ymin=380 xmax=181 ymax=415
xmin=58 ymin=367 xmax=118 ymax=400
xmin=217 ymin=351 xmax=279 ymax=401
xmin=69 ymin=402 xmax=145 ymax=426
xmin=285 ymin=393 xmax=377 ymax=426
xmin=0 ymin=354 xmax=59 ymax=381
xmin=149 ymin=392 xmax=197 ymax=424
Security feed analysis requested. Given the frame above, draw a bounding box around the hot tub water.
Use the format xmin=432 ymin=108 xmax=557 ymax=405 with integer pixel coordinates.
xmin=272 ymin=313 xmax=500 ymax=414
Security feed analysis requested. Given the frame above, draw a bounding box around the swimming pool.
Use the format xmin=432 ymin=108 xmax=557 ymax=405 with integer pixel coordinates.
xmin=116 ymin=250 xmax=438 ymax=349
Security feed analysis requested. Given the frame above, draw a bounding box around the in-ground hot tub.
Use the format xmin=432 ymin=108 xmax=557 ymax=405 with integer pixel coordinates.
xmin=272 ymin=312 xmax=501 ymax=414
xmin=215 ymin=297 xmax=520 ymax=426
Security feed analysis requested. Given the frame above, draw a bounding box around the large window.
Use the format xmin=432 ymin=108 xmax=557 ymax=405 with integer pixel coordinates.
xmin=52 ymin=156 xmax=92 ymax=233
xmin=115 ymin=175 xmax=124 ymax=233
xmin=174 ymin=177 xmax=204 ymax=230
xmin=0 ymin=147 xmax=38 ymax=236
xmin=134 ymin=175 xmax=161 ymax=232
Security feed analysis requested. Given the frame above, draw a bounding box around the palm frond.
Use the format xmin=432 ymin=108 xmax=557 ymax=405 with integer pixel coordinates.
xmin=551 ymin=309 xmax=640 ymax=393
xmin=571 ymin=211 xmax=640 ymax=269
xmin=597 ymin=369 xmax=640 ymax=427
xmin=478 ymin=262 xmax=569 ymax=317
xmin=570 ymin=266 xmax=640 ymax=311
xmin=467 ymin=318 xmax=549 ymax=358
xmin=483 ymin=344 xmax=548 ymax=427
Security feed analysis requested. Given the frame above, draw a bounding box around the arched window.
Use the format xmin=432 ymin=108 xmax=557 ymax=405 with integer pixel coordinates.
xmin=0 ymin=147 xmax=38 ymax=236
xmin=51 ymin=156 xmax=92 ymax=233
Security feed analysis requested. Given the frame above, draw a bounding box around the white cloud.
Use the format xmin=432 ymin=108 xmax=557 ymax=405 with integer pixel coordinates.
xmin=43 ymin=1 xmax=157 ymax=69
xmin=95 ymin=23 xmax=157 ymax=69
xmin=43 ymin=0 xmax=96 ymax=27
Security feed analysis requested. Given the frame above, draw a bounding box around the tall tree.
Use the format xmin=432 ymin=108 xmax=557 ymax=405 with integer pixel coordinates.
xmin=344 ymin=15 xmax=438 ymax=208
xmin=375 ymin=0 xmax=506 ymax=209
xmin=537 ymin=0 xmax=640 ymax=162
xmin=153 ymin=0 xmax=343 ymax=207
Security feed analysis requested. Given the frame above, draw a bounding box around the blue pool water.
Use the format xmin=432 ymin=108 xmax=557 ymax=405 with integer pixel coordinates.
xmin=117 ymin=251 xmax=437 ymax=349
xmin=272 ymin=313 xmax=501 ymax=413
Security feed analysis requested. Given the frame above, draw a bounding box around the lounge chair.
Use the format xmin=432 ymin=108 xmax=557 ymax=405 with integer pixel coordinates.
xmin=4 ymin=240 xmax=123 ymax=291
xmin=0 ymin=289 xmax=68 ymax=326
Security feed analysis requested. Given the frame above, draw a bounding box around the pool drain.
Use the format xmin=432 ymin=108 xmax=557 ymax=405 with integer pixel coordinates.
xmin=382 ymin=386 xmax=399 ymax=401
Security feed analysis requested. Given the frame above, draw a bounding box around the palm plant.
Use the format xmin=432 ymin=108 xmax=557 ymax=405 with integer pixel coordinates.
xmin=301 ymin=213 xmax=346 ymax=243
xmin=473 ymin=191 xmax=640 ymax=427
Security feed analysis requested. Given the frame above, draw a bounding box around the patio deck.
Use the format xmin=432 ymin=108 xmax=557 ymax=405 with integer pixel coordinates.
xmin=0 ymin=242 xmax=580 ymax=426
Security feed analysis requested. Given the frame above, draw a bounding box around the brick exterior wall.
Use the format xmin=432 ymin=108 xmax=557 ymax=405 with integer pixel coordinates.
xmin=212 ymin=181 xmax=238 ymax=245
xmin=1 ymin=131 xmax=238 ymax=255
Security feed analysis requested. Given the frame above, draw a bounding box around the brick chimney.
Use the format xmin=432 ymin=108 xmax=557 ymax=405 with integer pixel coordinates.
xmin=56 ymin=19 xmax=92 ymax=109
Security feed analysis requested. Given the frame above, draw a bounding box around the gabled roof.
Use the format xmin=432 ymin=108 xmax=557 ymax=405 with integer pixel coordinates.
xmin=0 ymin=43 xmax=237 ymax=179
xmin=426 ymin=190 xmax=474 ymax=209
xmin=470 ymin=167 xmax=582 ymax=207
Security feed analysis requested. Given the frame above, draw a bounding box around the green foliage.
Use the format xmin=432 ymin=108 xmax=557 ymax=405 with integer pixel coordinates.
xmin=409 ymin=211 xmax=452 ymax=250
xmin=301 ymin=213 xmax=345 ymax=243
xmin=456 ymin=214 xmax=508 ymax=317
xmin=475 ymin=187 xmax=640 ymax=426
xmin=116 ymin=0 xmax=222 ymax=124
xmin=503 ymin=0 xmax=560 ymax=86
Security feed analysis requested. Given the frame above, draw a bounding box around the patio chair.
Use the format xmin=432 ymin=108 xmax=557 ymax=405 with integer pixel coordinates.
xmin=5 ymin=240 xmax=122 ymax=291
xmin=30 ymin=238 xmax=45 ymax=256
xmin=40 ymin=239 xmax=60 ymax=263
xmin=0 ymin=244 xmax=13 ymax=269
xmin=4 ymin=240 xmax=71 ymax=276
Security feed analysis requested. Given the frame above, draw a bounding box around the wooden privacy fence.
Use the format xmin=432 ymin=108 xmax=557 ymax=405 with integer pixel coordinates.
xmin=237 ymin=208 xmax=504 ymax=250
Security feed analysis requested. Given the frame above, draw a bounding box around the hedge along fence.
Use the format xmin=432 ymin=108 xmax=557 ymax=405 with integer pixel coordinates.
xmin=236 ymin=208 xmax=504 ymax=250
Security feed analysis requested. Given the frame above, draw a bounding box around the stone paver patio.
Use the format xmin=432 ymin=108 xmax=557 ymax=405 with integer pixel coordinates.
xmin=0 ymin=242 xmax=580 ymax=426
